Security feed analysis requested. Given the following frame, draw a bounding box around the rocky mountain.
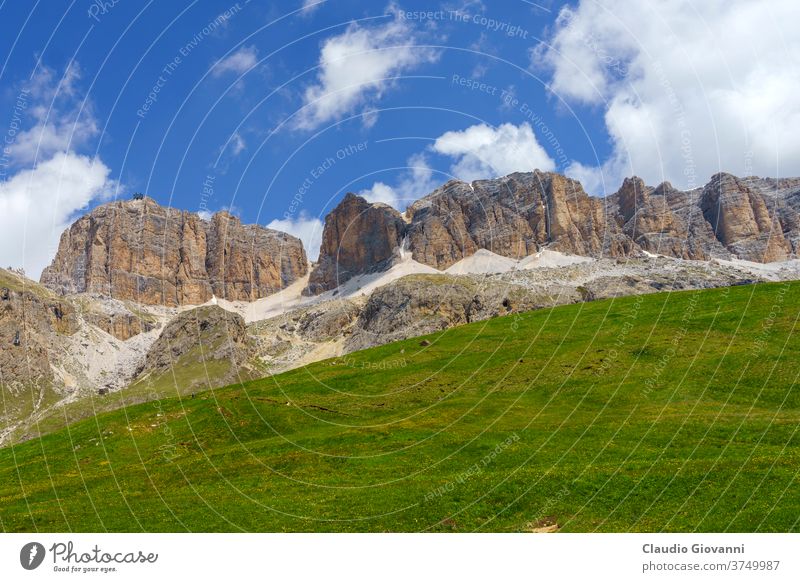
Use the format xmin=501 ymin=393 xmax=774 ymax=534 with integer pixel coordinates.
xmin=304 ymin=193 xmax=406 ymax=295
xmin=2 ymin=240 xmax=797 ymax=445
xmin=0 ymin=269 xmax=78 ymax=441
xmin=41 ymin=196 xmax=308 ymax=306
xmin=134 ymin=304 xmax=257 ymax=394
xmin=3 ymin=170 xmax=800 ymax=445
xmin=307 ymin=171 xmax=800 ymax=293
xmin=0 ymin=270 xmax=75 ymax=385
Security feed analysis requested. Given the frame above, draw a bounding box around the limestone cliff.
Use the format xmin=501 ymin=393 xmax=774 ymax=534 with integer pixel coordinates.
xmin=699 ymin=173 xmax=793 ymax=262
xmin=0 ymin=269 xmax=77 ymax=392
xmin=40 ymin=197 xmax=308 ymax=306
xmin=305 ymin=171 xmax=800 ymax=294
xmin=304 ymin=193 xmax=406 ymax=295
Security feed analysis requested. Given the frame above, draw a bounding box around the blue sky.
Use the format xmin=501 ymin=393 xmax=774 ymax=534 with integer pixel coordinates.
xmin=0 ymin=0 xmax=798 ymax=276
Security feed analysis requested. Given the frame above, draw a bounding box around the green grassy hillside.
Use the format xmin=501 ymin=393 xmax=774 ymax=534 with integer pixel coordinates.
xmin=1 ymin=281 xmax=798 ymax=532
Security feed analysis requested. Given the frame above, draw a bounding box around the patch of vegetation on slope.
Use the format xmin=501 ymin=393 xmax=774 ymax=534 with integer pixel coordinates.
xmin=0 ymin=282 xmax=798 ymax=532
xmin=9 ymin=305 xmax=263 ymax=444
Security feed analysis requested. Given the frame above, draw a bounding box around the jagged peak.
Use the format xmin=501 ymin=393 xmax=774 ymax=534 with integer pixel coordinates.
xmin=708 ymin=171 xmax=742 ymax=184
xmin=333 ymin=192 xmax=403 ymax=217
xmin=341 ymin=191 xmax=364 ymax=203
xmin=621 ymin=175 xmax=646 ymax=187
xmin=652 ymin=181 xmax=674 ymax=194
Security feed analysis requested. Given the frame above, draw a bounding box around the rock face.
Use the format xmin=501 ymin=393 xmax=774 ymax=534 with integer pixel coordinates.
xmin=305 ymin=171 xmax=800 ymax=295
xmin=248 ymin=298 xmax=363 ymax=373
xmin=406 ymin=172 xmax=630 ymax=269
xmin=404 ymin=171 xmax=799 ymax=272
xmin=205 ymin=212 xmax=308 ymax=302
xmin=41 ymin=173 xmax=800 ymax=302
xmin=344 ymin=275 xmax=552 ymax=352
xmin=41 ymin=197 xmax=308 ymax=306
xmin=139 ymin=305 xmax=254 ymax=387
xmin=305 ymin=193 xmax=406 ymax=295
xmin=0 ymin=272 xmax=77 ymax=391
xmin=0 ymin=269 xmax=79 ymax=436
xmin=86 ymin=311 xmax=157 ymax=341
xmin=608 ymin=172 xmax=800 ymax=262
xmin=699 ymin=173 xmax=792 ymax=262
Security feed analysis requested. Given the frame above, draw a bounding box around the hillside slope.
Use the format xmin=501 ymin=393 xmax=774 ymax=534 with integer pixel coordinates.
xmin=1 ymin=281 xmax=798 ymax=532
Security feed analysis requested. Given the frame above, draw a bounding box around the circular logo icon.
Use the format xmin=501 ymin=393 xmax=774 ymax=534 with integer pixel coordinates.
xmin=20 ymin=542 xmax=46 ymax=570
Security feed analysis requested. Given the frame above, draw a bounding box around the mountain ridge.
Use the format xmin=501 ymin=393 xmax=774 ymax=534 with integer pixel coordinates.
xmin=35 ymin=171 xmax=800 ymax=304
xmin=306 ymin=170 xmax=800 ymax=294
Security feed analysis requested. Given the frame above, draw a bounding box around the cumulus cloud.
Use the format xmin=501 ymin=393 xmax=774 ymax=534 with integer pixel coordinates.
xmin=360 ymin=152 xmax=438 ymax=210
xmin=8 ymin=62 xmax=98 ymax=167
xmin=296 ymin=11 xmax=436 ymax=130
xmin=212 ymin=45 xmax=258 ymax=77
xmin=360 ymin=123 xmax=557 ymax=210
xmin=267 ymin=211 xmax=324 ymax=261
xmin=0 ymin=63 xmax=116 ymax=279
xmin=432 ymin=122 xmax=555 ymax=182
xmin=536 ymin=0 xmax=800 ymax=193
xmin=0 ymin=153 xmax=113 ymax=278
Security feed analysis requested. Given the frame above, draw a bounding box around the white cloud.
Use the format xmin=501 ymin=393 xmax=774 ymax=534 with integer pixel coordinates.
xmin=360 ymin=123 xmax=558 ymax=210
xmin=563 ymin=160 xmax=606 ymax=199
xmin=432 ymin=122 xmax=555 ymax=182
xmin=11 ymin=116 xmax=98 ymax=166
xmin=9 ymin=62 xmax=98 ymax=167
xmin=361 ymin=108 xmax=379 ymax=130
xmin=296 ymin=11 xmax=436 ymax=130
xmin=360 ymin=182 xmax=397 ymax=207
xmin=267 ymin=211 xmax=324 ymax=261
xmin=536 ymin=0 xmax=800 ymax=193
xmin=0 ymin=153 xmax=114 ymax=279
xmin=360 ymin=152 xmax=438 ymax=210
xmin=230 ymin=132 xmax=246 ymax=156
xmin=212 ymin=45 xmax=258 ymax=77
xmin=0 ymin=63 xmax=117 ymax=279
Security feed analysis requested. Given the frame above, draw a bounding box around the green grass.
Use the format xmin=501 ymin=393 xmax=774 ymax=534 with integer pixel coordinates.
xmin=0 ymin=269 xmax=55 ymax=300
xmin=11 ymin=356 xmax=238 ymax=443
xmin=9 ymin=310 xmax=266 ymax=443
xmin=1 ymin=281 xmax=799 ymax=532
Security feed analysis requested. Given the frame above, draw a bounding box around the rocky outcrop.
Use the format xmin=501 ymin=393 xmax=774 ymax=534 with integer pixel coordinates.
xmin=40 ymin=173 xmax=800 ymax=303
xmin=41 ymin=197 xmax=308 ymax=306
xmin=248 ymin=298 xmax=363 ymax=373
xmin=86 ymin=311 xmax=157 ymax=341
xmin=0 ymin=271 xmax=78 ymax=383
xmin=295 ymin=301 xmax=363 ymax=340
xmin=138 ymin=305 xmax=254 ymax=387
xmin=301 ymin=171 xmax=800 ymax=296
xmin=700 ymin=173 xmax=792 ymax=262
xmin=609 ymin=179 xmax=726 ymax=260
xmin=305 ymin=193 xmax=407 ymax=295
xmin=404 ymin=171 xmax=798 ymax=274
xmin=406 ymin=172 xmax=630 ymax=270
xmin=344 ymin=274 xmax=560 ymax=352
